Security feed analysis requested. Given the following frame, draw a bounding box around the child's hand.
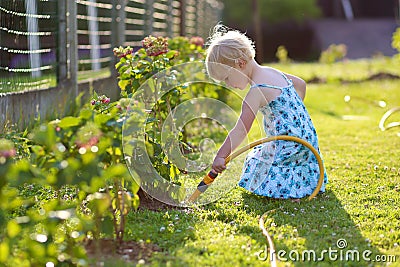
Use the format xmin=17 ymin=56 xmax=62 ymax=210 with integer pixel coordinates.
xmin=212 ymin=157 xmax=226 ymax=173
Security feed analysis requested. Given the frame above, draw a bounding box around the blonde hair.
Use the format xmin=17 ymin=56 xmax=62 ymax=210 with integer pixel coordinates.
xmin=205 ymin=24 xmax=255 ymax=80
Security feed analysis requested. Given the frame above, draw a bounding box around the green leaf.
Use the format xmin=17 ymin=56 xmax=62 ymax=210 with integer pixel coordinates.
xmin=0 ymin=240 xmax=9 ymax=262
xmin=32 ymin=124 xmax=56 ymax=148
xmin=7 ymin=220 xmax=21 ymax=238
xmin=147 ymin=78 xmax=156 ymax=92
xmin=120 ymin=72 xmax=131 ymax=80
xmin=131 ymin=193 xmax=140 ymax=210
xmin=130 ymin=181 xmax=140 ymax=195
xmin=58 ymin=116 xmax=82 ymax=128
xmin=79 ymin=108 xmax=93 ymax=120
xmin=31 ymin=145 xmax=45 ymax=156
xmin=87 ymin=177 xmax=104 ymax=194
xmin=118 ymin=79 xmax=131 ymax=91
xmin=145 ymin=141 xmax=154 ymax=158
xmin=166 ymin=50 xmax=177 ymax=59
xmin=121 ymin=65 xmax=132 ymax=75
xmin=114 ymin=147 xmax=122 ymax=156
xmin=28 ymin=241 xmax=45 ymax=258
xmin=7 ymin=160 xmax=35 ymax=186
xmin=103 ymin=164 xmax=129 ymax=180
xmin=87 ymin=193 xmax=110 ymax=214
xmin=115 ymin=61 xmax=123 ymax=70
xmin=94 ymin=113 xmax=111 ymax=125
xmin=100 ymin=215 xmax=114 ymax=236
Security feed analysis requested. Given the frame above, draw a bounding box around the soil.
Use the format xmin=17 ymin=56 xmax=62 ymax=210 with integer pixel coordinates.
xmin=85 ymin=189 xmax=179 ymax=265
xmin=85 ymin=238 xmax=161 ymax=265
xmin=366 ymin=72 xmax=400 ymax=81
xmin=137 ymin=188 xmax=180 ymax=211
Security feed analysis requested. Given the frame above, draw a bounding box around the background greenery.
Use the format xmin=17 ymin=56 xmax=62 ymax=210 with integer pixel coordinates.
xmin=222 ymin=0 xmax=321 ymax=26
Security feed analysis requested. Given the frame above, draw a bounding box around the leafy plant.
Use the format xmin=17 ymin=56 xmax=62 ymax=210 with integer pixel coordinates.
xmin=275 ymin=45 xmax=291 ymax=64
xmin=113 ymin=35 xmax=214 ymax=182
xmin=319 ymin=44 xmax=347 ymax=64
xmin=0 ymin=34 xmax=227 ymax=265
xmin=0 ymin=91 xmax=140 ymax=265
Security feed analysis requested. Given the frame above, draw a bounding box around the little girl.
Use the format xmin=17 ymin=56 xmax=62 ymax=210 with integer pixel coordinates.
xmin=205 ymin=25 xmax=328 ymax=199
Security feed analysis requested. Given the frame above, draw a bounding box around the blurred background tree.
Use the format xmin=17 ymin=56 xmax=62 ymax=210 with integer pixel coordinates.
xmin=223 ymin=0 xmax=321 ymax=26
xmin=221 ymin=0 xmax=321 ymax=62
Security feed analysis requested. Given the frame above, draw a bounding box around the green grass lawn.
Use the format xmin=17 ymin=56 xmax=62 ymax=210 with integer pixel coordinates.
xmin=124 ymin=60 xmax=400 ymax=266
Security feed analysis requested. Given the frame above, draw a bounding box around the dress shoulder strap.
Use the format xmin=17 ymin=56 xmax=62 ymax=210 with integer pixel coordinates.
xmin=281 ymin=72 xmax=292 ymax=86
xmin=250 ymin=72 xmax=293 ymax=90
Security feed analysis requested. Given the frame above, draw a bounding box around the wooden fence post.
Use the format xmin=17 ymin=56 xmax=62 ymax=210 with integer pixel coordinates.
xmin=179 ymin=0 xmax=186 ymax=36
xmin=66 ymin=0 xmax=78 ymax=99
xmin=111 ymin=0 xmax=126 ymax=73
xmin=145 ymin=0 xmax=154 ymax=36
xmin=57 ymin=0 xmax=67 ymax=85
xmin=167 ymin=0 xmax=174 ymax=37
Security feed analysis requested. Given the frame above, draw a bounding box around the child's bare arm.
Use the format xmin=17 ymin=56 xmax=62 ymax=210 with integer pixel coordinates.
xmin=285 ymin=73 xmax=306 ymax=100
xmin=212 ymin=92 xmax=259 ymax=173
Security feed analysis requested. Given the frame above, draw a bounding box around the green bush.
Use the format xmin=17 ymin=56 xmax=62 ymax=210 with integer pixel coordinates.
xmin=0 ymin=34 xmax=219 ymax=265
xmin=319 ymin=44 xmax=347 ymax=64
xmin=275 ymin=45 xmax=291 ymax=63
xmin=0 ymin=94 xmax=141 ymax=265
xmin=113 ymin=35 xmax=225 ymax=184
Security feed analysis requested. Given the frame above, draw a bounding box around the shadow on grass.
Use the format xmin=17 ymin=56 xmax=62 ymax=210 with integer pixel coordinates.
xmin=239 ymin=189 xmax=383 ymax=266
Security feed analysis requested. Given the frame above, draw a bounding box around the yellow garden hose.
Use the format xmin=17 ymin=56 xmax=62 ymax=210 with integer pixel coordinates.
xmin=188 ymin=135 xmax=325 ymax=202
xmin=259 ymin=208 xmax=280 ymax=267
xmin=188 ymin=135 xmax=326 ymax=267
xmin=379 ymin=107 xmax=400 ymax=132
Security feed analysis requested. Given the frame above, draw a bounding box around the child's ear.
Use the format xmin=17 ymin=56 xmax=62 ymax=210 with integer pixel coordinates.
xmin=238 ymin=59 xmax=247 ymax=69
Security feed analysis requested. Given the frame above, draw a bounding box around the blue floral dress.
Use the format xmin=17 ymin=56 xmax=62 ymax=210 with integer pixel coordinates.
xmin=238 ymin=74 xmax=328 ymax=199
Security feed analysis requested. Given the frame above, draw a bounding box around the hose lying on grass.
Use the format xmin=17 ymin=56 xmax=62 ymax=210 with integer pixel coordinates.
xmin=379 ymin=107 xmax=400 ymax=132
xmin=188 ymin=135 xmax=326 ymax=267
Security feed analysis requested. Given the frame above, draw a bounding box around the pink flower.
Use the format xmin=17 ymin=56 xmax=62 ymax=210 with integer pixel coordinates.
xmin=76 ymin=137 xmax=99 ymax=149
xmin=91 ymin=94 xmax=110 ymax=107
xmin=190 ymin=36 xmax=204 ymax=47
xmin=75 ymin=122 xmax=102 ymax=149
xmin=0 ymin=139 xmax=16 ymax=159
xmin=113 ymin=46 xmax=133 ymax=58
xmin=142 ymin=36 xmax=168 ymax=57
xmin=0 ymin=149 xmax=16 ymax=158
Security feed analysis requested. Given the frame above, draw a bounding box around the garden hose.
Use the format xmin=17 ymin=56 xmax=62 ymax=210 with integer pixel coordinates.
xmin=259 ymin=208 xmax=280 ymax=267
xmin=188 ymin=135 xmax=325 ymax=202
xmin=188 ymin=135 xmax=325 ymax=267
xmin=379 ymin=107 xmax=400 ymax=132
